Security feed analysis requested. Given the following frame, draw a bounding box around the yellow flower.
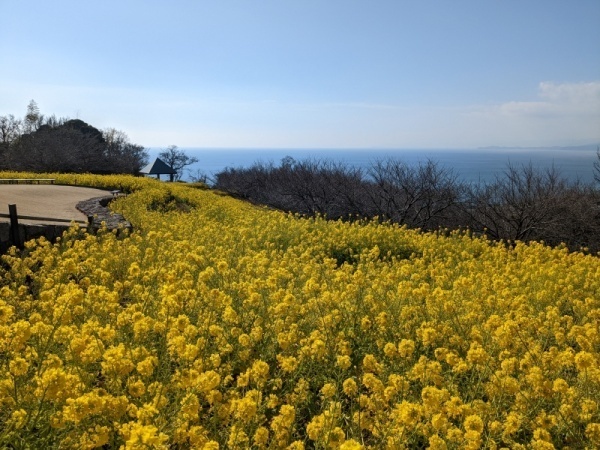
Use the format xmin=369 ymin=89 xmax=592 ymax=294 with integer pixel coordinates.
xmin=306 ymin=414 xmax=325 ymax=441
xmin=128 ymin=379 xmax=146 ymax=398
xmin=421 ymin=386 xmax=450 ymax=415
xmin=238 ymin=333 xmax=251 ymax=347
xmin=209 ymin=353 xmax=221 ymax=368
xmin=310 ymin=339 xmax=327 ymax=359
xmin=431 ymin=413 xmax=449 ymax=432
xmin=336 ymin=355 xmax=352 ymax=370
xmin=328 ymin=427 xmax=345 ymax=448
xmin=503 ymin=412 xmax=522 ymax=438
xmin=136 ymin=403 xmax=159 ymax=423
xmin=180 ymin=392 xmax=200 ymax=419
xmin=428 ymin=434 xmax=448 ymax=450
xmin=271 ymin=404 xmax=296 ymax=442
xmin=188 ymin=426 xmax=208 ymax=447
xmin=34 ymin=367 xmax=83 ymax=401
xmin=419 ymin=326 xmax=437 ymax=347
xmin=251 ymin=360 xmax=270 ymax=386
xmin=552 ymin=378 xmax=569 ymax=394
xmin=398 ymin=339 xmax=415 ymax=358
xmin=197 ymin=370 xmax=221 ymax=393
xmin=339 ymin=439 xmax=363 ymax=450
xmin=206 ymin=389 xmax=223 ymax=406
xmin=9 ymin=357 xmax=29 ymax=377
xmin=362 ymin=373 xmax=384 ymax=395
xmin=120 ymin=422 xmax=168 ymax=449
xmin=227 ymin=425 xmax=249 ymax=449
xmin=464 ymin=429 xmax=482 ymax=449
xmin=580 ymin=399 xmax=598 ymax=422
xmin=233 ymin=389 xmax=261 ymax=423
xmin=277 ymin=354 xmax=299 ymax=373
xmin=102 ymin=344 xmax=134 ymax=377
xmin=253 ymin=426 xmax=269 ymax=447
xmin=531 ymin=428 xmax=555 ymax=449
xmin=128 ymin=262 xmax=141 ymax=278
xmin=362 ymin=354 xmax=382 ymax=373
xmin=360 ymin=316 xmax=372 ymax=330
xmin=575 ymin=351 xmax=595 ymax=371
xmin=444 ymin=396 xmax=463 ymax=419
xmin=535 ymin=411 xmax=557 ymax=430
xmin=9 ymin=409 xmax=28 ymax=429
xmin=321 ymin=382 xmax=336 ymax=399
xmin=586 ymin=423 xmax=600 ymax=446
xmin=393 ymin=401 xmax=422 ymax=429
xmin=80 ymin=425 xmax=111 ymax=449
xmin=291 ymin=378 xmax=309 ymax=403
xmin=464 ymin=414 xmax=484 ymax=433
xmin=466 ymin=342 xmax=489 ymax=366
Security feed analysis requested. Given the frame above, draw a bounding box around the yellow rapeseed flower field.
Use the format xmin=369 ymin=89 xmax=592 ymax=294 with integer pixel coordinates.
xmin=0 ymin=173 xmax=598 ymax=449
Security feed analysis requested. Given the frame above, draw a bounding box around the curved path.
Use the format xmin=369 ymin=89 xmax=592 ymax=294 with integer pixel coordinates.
xmin=0 ymin=185 xmax=113 ymax=225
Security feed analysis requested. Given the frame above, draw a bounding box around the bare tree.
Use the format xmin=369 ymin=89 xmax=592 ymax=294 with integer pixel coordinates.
xmin=213 ymin=156 xmax=600 ymax=253
xmin=594 ymin=146 xmax=600 ymax=184
xmin=215 ymin=157 xmax=464 ymax=227
xmin=189 ymin=168 xmax=213 ymax=185
xmin=215 ymin=158 xmax=369 ymax=218
xmin=23 ymin=100 xmax=43 ymax=134
xmin=0 ymin=114 xmax=22 ymax=145
xmin=0 ymin=115 xmax=22 ymax=169
xmin=366 ymin=159 xmax=463 ymax=229
xmin=159 ymin=145 xmax=199 ymax=181
xmin=465 ymin=163 xmax=573 ymax=242
xmin=275 ymin=159 xmax=351 ymax=216
xmin=103 ymin=128 xmax=149 ymax=174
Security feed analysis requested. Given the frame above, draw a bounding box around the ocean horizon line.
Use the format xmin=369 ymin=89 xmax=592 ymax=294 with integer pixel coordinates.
xmin=145 ymin=145 xmax=598 ymax=185
xmin=146 ymin=143 xmax=599 ymax=152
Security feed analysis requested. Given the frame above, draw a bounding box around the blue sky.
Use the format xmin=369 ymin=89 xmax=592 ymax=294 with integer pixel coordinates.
xmin=1 ymin=0 xmax=599 ymax=149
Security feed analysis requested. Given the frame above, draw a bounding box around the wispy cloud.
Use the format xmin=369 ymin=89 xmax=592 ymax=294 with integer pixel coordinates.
xmin=492 ymin=81 xmax=600 ymax=118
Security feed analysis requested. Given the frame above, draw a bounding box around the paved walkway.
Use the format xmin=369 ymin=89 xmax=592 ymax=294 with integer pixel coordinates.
xmin=0 ymin=185 xmax=112 ymax=225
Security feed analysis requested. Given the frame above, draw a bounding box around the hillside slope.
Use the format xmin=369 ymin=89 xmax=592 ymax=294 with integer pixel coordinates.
xmin=1 ymin=173 xmax=599 ymax=448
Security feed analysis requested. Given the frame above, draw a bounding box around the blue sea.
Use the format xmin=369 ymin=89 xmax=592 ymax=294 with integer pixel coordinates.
xmin=147 ymin=146 xmax=598 ymax=185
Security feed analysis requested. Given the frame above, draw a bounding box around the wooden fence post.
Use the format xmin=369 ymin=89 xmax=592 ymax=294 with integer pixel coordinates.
xmin=8 ymin=204 xmax=23 ymax=249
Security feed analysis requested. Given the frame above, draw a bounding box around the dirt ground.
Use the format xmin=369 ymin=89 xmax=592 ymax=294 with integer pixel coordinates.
xmin=0 ymin=185 xmax=112 ymax=225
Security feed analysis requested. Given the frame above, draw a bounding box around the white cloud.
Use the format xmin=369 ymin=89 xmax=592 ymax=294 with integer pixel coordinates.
xmin=496 ymin=81 xmax=600 ymax=117
xmin=445 ymin=81 xmax=600 ymax=147
xmin=539 ymin=81 xmax=600 ymax=103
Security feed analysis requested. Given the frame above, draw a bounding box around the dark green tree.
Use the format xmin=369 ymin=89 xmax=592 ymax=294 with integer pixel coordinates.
xmin=11 ymin=118 xmax=106 ymax=172
xmin=2 ymin=101 xmax=149 ymax=174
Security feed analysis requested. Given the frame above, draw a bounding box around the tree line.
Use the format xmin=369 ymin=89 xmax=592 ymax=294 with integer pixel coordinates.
xmin=0 ymin=100 xmax=149 ymax=174
xmin=214 ymin=155 xmax=600 ymax=253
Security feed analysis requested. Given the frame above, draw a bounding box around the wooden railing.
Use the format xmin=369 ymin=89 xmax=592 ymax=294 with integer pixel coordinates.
xmin=0 ymin=178 xmax=55 ymax=184
xmin=1 ymin=204 xmax=91 ymax=249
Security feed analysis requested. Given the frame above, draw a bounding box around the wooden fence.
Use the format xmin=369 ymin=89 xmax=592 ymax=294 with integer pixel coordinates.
xmin=0 ymin=204 xmax=92 ymax=249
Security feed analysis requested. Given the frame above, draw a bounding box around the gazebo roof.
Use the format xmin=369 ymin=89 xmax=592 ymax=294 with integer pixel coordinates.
xmin=140 ymin=157 xmax=177 ymax=175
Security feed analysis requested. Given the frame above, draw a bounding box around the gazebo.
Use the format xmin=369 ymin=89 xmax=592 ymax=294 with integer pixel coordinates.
xmin=140 ymin=158 xmax=177 ymax=181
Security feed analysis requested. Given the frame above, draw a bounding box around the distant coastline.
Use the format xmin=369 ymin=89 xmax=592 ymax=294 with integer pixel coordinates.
xmin=476 ymin=144 xmax=599 ymax=151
